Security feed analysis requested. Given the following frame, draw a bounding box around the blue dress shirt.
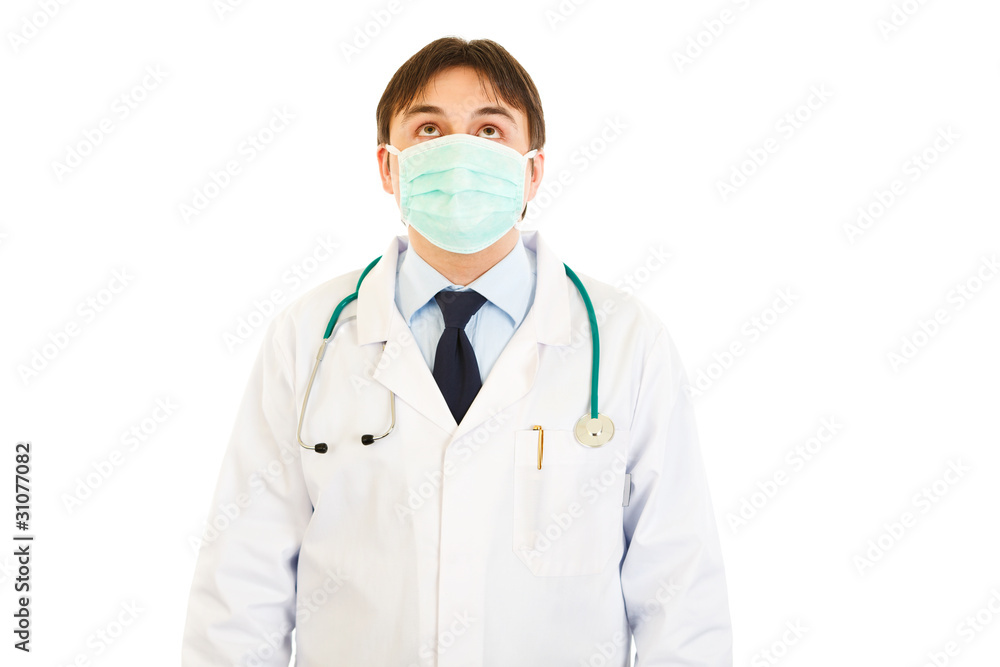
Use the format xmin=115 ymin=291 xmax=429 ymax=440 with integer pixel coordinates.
xmin=394 ymin=234 xmax=537 ymax=384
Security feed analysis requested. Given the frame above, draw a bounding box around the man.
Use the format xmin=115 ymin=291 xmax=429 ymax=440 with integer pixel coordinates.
xmin=182 ymin=37 xmax=732 ymax=666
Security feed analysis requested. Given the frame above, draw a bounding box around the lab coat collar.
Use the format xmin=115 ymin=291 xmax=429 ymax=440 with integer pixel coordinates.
xmin=355 ymin=229 xmax=572 ymax=438
xmin=357 ymin=229 xmax=571 ymax=347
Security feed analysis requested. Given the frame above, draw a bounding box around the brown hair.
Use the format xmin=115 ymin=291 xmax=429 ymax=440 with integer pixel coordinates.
xmin=376 ymin=37 xmax=545 ymax=153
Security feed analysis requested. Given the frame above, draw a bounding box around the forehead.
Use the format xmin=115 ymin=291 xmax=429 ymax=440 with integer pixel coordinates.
xmin=396 ymin=66 xmax=520 ymax=122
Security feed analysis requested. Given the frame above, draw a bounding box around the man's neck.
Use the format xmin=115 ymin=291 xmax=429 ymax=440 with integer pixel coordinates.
xmin=407 ymin=226 xmax=519 ymax=286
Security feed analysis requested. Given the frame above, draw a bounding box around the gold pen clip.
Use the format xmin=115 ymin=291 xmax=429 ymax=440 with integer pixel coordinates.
xmin=533 ymin=425 xmax=544 ymax=470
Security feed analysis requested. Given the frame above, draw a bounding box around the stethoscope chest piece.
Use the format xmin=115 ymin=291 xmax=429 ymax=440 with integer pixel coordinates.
xmin=574 ymin=413 xmax=614 ymax=447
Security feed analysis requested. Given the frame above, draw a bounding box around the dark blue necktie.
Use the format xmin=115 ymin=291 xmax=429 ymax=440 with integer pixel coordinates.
xmin=433 ymin=289 xmax=487 ymax=424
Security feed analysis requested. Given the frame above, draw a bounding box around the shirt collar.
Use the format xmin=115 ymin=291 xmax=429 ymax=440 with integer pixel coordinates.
xmin=396 ymin=233 xmax=536 ymax=328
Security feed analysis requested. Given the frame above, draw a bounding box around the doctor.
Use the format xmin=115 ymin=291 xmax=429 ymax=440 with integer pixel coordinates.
xmin=182 ymin=37 xmax=732 ymax=666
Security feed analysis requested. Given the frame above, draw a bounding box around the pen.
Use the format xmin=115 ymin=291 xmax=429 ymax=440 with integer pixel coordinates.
xmin=533 ymin=425 xmax=543 ymax=470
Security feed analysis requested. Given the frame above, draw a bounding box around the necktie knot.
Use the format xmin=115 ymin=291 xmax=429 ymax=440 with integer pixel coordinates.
xmin=435 ymin=289 xmax=487 ymax=330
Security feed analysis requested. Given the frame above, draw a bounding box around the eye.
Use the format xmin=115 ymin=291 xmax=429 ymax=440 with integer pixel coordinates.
xmin=478 ymin=126 xmax=502 ymax=139
xmin=418 ymin=124 xmax=440 ymax=137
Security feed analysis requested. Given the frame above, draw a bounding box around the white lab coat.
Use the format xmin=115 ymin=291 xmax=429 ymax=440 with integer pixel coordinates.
xmin=181 ymin=229 xmax=732 ymax=666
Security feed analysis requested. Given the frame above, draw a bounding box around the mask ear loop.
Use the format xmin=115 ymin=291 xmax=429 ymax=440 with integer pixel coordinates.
xmin=383 ymin=144 xmax=407 ymax=229
xmin=515 ymin=149 xmax=540 ymax=230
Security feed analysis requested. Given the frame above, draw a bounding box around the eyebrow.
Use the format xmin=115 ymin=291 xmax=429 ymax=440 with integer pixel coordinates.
xmin=400 ymin=104 xmax=517 ymax=127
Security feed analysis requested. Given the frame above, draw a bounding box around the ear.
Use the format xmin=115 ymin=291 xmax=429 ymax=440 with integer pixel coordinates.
xmin=377 ymin=145 xmax=394 ymax=195
xmin=524 ymin=149 xmax=545 ymax=202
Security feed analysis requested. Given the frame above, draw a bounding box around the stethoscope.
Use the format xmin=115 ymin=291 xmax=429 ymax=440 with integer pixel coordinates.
xmin=296 ymin=256 xmax=615 ymax=453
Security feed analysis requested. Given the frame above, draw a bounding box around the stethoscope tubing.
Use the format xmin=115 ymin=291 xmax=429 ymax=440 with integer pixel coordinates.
xmin=562 ymin=263 xmax=600 ymax=420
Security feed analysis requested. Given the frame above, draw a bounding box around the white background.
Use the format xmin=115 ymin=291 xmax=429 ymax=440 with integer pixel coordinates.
xmin=2 ymin=0 xmax=999 ymax=665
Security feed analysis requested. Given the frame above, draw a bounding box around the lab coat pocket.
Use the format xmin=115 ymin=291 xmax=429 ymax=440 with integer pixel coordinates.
xmin=512 ymin=428 xmax=626 ymax=577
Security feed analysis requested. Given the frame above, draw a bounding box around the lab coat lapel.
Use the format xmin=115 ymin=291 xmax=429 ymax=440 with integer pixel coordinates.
xmin=450 ymin=229 xmax=573 ymax=442
xmin=356 ymin=235 xmax=458 ymax=435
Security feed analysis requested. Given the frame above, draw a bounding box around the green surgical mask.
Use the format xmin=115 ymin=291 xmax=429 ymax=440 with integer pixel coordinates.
xmin=386 ymin=133 xmax=538 ymax=254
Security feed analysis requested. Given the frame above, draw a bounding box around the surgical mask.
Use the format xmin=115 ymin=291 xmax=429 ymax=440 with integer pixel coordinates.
xmin=385 ymin=133 xmax=538 ymax=254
